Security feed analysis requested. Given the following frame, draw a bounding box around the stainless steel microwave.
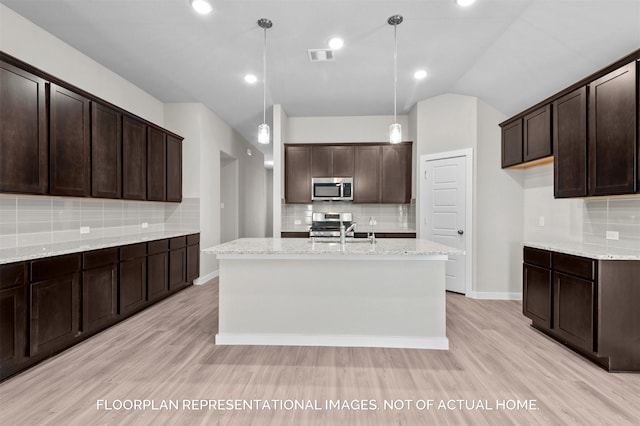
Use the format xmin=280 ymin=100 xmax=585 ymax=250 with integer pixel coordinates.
xmin=311 ymin=177 xmax=353 ymax=201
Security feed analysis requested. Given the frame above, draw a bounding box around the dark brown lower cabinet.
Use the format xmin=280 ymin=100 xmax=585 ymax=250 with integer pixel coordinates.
xmin=119 ymin=243 xmax=147 ymax=316
xmin=0 ymin=234 xmax=198 ymax=381
xmin=29 ymin=254 xmax=81 ymax=357
xmin=82 ymin=248 xmax=118 ymax=334
xmin=0 ymin=262 xmax=28 ymax=379
xmin=522 ymin=246 xmax=640 ymax=372
xmin=187 ymin=244 xmax=200 ymax=284
xmin=147 ymin=239 xmax=169 ymax=302
xmin=553 ymin=272 xmax=595 ymax=352
xmin=169 ymin=236 xmax=187 ymax=291
xmin=523 ymin=263 xmax=552 ymax=329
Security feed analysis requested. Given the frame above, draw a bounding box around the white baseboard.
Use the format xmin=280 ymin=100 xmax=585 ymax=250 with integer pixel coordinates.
xmin=467 ymin=291 xmax=522 ymax=300
xmin=193 ymin=270 xmax=219 ymax=285
xmin=215 ymin=333 xmax=449 ymax=350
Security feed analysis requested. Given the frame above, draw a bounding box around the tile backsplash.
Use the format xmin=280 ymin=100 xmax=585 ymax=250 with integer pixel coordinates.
xmin=282 ymin=202 xmax=416 ymax=233
xmin=0 ymin=195 xmax=200 ymax=249
xmin=583 ymin=197 xmax=640 ymax=250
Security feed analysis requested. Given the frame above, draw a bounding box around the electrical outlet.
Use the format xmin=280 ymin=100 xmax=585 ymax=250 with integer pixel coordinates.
xmin=606 ymin=231 xmax=619 ymax=240
xmin=80 ymin=226 xmax=90 ymax=234
xmin=538 ymin=216 xmax=545 ymax=227
xmin=141 ymin=222 xmax=149 ymax=229
xmin=294 ymin=220 xmax=302 ymax=225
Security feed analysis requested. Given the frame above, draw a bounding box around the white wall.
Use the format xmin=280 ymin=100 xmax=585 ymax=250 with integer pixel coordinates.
xmin=413 ymin=94 xmax=524 ymax=297
xmin=0 ymin=4 xmax=164 ymax=125
xmin=272 ymin=104 xmax=288 ymax=237
xmin=523 ymin=164 xmax=583 ymax=243
xmin=287 ymin=115 xmax=409 ymax=144
xmin=165 ymin=103 xmax=268 ymax=277
xmin=413 ymin=94 xmax=479 ymax=241
xmin=475 ymin=100 xmax=524 ymax=296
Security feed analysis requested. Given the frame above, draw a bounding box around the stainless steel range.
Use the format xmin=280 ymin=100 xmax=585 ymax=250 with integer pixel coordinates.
xmin=309 ymin=212 xmax=355 ymax=238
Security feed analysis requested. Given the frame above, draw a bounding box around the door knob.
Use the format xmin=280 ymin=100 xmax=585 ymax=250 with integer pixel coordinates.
xmin=457 ymin=229 xmax=464 ymax=235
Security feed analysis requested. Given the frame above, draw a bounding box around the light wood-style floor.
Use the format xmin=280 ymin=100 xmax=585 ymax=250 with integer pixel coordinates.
xmin=1 ymin=278 xmax=638 ymax=425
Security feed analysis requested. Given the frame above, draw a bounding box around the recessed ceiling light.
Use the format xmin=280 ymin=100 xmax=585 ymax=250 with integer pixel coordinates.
xmin=190 ymin=0 xmax=214 ymax=15
xmin=414 ymin=70 xmax=428 ymax=80
xmin=244 ymin=74 xmax=257 ymax=84
xmin=456 ymin=0 xmax=476 ymax=7
xmin=328 ymin=37 xmax=344 ymax=50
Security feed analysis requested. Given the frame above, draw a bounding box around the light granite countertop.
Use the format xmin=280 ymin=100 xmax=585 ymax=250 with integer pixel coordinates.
xmin=524 ymin=242 xmax=640 ymax=260
xmin=0 ymin=230 xmax=200 ymax=265
xmin=203 ymin=237 xmax=462 ymax=259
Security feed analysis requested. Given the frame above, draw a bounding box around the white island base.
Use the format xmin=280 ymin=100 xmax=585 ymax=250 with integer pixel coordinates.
xmin=214 ymin=251 xmax=449 ymax=350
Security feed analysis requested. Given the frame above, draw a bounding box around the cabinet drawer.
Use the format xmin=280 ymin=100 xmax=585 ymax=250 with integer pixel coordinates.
xmin=187 ymin=233 xmax=200 ymax=245
xmin=170 ymin=236 xmax=186 ymax=249
xmin=524 ymin=247 xmax=551 ymax=268
xmin=83 ymin=248 xmax=118 ymax=270
xmin=553 ymin=253 xmax=595 ymax=280
xmin=1 ymin=262 xmax=27 ymax=290
xmin=120 ymin=243 xmax=146 ymax=261
xmin=30 ymin=254 xmax=81 ymax=282
xmin=147 ymin=239 xmax=169 ymax=255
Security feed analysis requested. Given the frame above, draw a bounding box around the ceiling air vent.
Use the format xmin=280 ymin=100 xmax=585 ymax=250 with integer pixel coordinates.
xmin=308 ymin=49 xmax=335 ymax=62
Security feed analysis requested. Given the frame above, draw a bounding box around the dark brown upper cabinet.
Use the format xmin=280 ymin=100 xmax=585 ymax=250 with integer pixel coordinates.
xmin=382 ymin=143 xmax=412 ymax=203
xmin=311 ymin=145 xmax=354 ymax=178
xmin=588 ymin=61 xmax=637 ymax=196
xmin=49 ymin=84 xmax=91 ymax=197
xmin=311 ymin=146 xmax=332 ymax=177
xmin=147 ymin=127 xmax=167 ymax=201
xmin=285 ymin=145 xmax=312 ymax=203
xmin=1 ymin=53 xmax=185 ymax=203
xmin=91 ymin=103 xmax=122 ymax=199
xmin=122 ymin=115 xmax=147 ymax=200
xmin=501 ymin=50 xmax=640 ymax=198
xmin=286 ymin=143 xmax=412 ymax=204
xmin=331 ymin=146 xmax=355 ymax=177
xmin=166 ymin=135 xmax=183 ymax=202
xmin=354 ymin=145 xmax=382 ymax=203
xmin=553 ymin=87 xmax=587 ymax=198
xmin=0 ymin=61 xmax=48 ymax=195
xmin=523 ymin=104 xmax=552 ymax=162
xmin=501 ymin=119 xmax=523 ymax=168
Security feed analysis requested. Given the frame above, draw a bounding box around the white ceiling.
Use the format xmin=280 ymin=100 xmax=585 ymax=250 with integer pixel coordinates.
xmin=3 ymin=0 xmax=639 ymax=162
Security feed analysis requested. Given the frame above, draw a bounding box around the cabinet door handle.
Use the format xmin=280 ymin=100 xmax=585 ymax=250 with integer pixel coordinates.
xmin=457 ymin=229 xmax=464 ymax=235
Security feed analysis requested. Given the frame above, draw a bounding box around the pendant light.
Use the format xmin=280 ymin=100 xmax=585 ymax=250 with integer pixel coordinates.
xmin=257 ymin=18 xmax=272 ymax=145
xmin=388 ymin=15 xmax=403 ymax=144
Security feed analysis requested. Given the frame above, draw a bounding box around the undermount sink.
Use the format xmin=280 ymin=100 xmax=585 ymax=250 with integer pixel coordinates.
xmin=309 ymin=237 xmax=374 ymax=244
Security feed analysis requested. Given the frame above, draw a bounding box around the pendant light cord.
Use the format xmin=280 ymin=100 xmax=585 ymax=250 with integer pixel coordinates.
xmin=263 ymin=25 xmax=267 ymax=124
xmin=393 ymin=21 xmax=397 ymax=122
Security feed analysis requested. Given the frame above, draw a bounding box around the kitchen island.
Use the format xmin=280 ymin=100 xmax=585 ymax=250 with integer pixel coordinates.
xmin=203 ymin=238 xmax=462 ymax=350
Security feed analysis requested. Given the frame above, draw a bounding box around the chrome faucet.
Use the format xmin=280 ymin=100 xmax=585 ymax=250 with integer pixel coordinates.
xmin=340 ymin=221 xmax=356 ymax=244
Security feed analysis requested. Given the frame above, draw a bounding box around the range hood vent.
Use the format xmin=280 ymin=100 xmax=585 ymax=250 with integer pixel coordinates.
xmin=308 ymin=49 xmax=335 ymax=62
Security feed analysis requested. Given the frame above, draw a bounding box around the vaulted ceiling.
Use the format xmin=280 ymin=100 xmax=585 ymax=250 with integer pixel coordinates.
xmin=3 ymin=0 xmax=639 ymax=161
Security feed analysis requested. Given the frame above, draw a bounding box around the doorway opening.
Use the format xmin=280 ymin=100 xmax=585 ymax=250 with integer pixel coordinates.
xmin=220 ymin=151 xmax=238 ymax=243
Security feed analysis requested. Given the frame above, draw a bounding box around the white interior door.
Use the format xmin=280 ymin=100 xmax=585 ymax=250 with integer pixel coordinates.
xmin=421 ymin=155 xmax=467 ymax=294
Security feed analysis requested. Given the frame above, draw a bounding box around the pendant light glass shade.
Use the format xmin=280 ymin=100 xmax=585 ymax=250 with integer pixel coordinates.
xmin=257 ymin=18 xmax=272 ymax=145
xmin=389 ymin=123 xmax=402 ymax=144
xmin=388 ymin=15 xmax=403 ymax=144
xmin=258 ymin=123 xmax=270 ymax=145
